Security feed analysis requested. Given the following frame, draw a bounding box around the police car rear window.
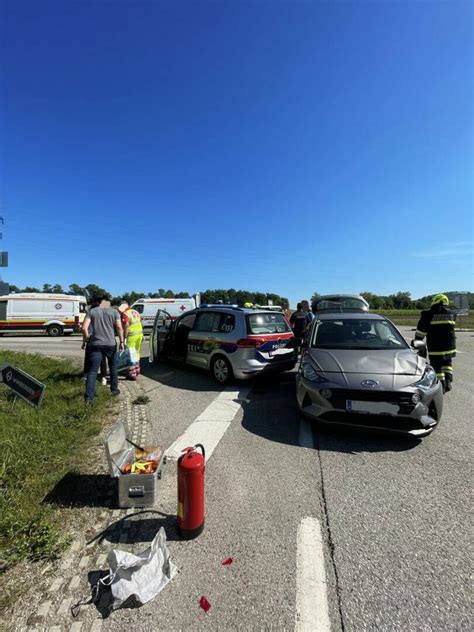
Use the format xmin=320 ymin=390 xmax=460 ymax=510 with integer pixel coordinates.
xmin=246 ymin=313 xmax=290 ymax=335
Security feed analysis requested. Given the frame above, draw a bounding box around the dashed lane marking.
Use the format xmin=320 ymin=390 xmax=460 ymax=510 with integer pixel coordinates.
xmin=165 ymin=386 xmax=251 ymax=460
xmin=295 ymin=516 xmax=331 ymax=632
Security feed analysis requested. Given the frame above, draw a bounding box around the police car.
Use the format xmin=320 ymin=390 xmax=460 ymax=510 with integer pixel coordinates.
xmin=149 ymin=305 xmax=296 ymax=384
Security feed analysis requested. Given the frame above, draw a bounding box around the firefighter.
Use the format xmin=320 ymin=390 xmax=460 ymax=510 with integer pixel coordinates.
xmin=119 ymin=302 xmax=144 ymax=380
xmin=414 ymin=294 xmax=456 ymax=392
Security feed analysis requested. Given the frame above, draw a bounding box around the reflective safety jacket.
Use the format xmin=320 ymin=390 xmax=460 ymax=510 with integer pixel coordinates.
xmin=415 ymin=304 xmax=456 ymax=357
xmin=125 ymin=308 xmax=143 ymax=337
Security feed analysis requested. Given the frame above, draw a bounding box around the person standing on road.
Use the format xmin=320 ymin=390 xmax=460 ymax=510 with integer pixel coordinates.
xmin=290 ymin=303 xmax=310 ymax=354
xmin=82 ymin=296 xmax=108 ymax=385
xmin=301 ymin=299 xmax=315 ymax=323
xmin=414 ymin=293 xmax=457 ymax=392
xmin=82 ymin=295 xmax=124 ymax=403
xmin=119 ymin=302 xmax=144 ymax=380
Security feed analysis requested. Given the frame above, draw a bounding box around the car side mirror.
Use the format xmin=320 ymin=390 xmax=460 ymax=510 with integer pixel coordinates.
xmin=411 ymin=339 xmax=426 ymax=350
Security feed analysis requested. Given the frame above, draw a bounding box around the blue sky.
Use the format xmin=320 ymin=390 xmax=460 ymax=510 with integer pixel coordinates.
xmin=2 ymin=0 xmax=472 ymax=306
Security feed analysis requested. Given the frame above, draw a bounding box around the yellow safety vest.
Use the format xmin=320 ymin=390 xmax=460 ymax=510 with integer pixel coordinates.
xmin=126 ymin=309 xmax=143 ymax=336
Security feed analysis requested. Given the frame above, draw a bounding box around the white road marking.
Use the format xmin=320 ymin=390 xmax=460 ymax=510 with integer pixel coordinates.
xmin=295 ymin=517 xmax=331 ymax=632
xmin=298 ymin=416 xmax=314 ymax=449
xmin=166 ymin=386 xmax=251 ymax=460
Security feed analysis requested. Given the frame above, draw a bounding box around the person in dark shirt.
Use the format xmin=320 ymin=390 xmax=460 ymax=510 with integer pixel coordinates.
xmin=414 ymin=293 xmax=457 ymax=392
xmin=290 ymin=303 xmax=310 ymax=354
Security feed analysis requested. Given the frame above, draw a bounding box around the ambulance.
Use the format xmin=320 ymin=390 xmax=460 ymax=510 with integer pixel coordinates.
xmin=0 ymin=293 xmax=87 ymax=336
xmin=131 ymin=296 xmax=200 ymax=331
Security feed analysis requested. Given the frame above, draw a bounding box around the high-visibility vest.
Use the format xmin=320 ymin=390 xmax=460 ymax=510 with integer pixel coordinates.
xmin=126 ymin=308 xmax=143 ymax=336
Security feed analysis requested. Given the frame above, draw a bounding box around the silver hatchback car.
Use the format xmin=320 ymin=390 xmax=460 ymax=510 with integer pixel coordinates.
xmin=296 ymin=311 xmax=443 ymax=437
xmin=149 ymin=305 xmax=296 ymax=385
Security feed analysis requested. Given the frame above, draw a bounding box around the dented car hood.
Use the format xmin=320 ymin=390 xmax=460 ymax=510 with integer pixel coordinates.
xmin=307 ymin=348 xmax=424 ymax=377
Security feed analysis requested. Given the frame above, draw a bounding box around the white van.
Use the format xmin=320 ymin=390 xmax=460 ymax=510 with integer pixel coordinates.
xmin=131 ymin=296 xmax=199 ymax=331
xmin=0 ymin=293 xmax=87 ymax=336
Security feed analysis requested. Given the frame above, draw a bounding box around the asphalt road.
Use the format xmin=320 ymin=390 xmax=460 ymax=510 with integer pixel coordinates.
xmin=1 ymin=330 xmax=472 ymax=630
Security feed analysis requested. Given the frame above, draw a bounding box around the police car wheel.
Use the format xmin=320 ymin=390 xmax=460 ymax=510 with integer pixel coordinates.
xmin=211 ymin=356 xmax=233 ymax=385
xmin=47 ymin=324 xmax=63 ymax=337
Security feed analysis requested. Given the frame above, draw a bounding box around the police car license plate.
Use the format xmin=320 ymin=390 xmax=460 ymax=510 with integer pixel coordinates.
xmin=346 ymin=400 xmax=399 ymax=415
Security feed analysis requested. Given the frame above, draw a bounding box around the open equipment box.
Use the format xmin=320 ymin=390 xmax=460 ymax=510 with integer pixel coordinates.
xmin=104 ymin=420 xmax=164 ymax=508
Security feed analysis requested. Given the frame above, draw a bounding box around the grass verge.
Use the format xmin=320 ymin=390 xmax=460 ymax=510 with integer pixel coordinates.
xmin=0 ymin=351 xmax=111 ymax=572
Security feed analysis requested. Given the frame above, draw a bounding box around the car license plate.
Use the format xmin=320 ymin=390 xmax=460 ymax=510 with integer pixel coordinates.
xmin=346 ymin=400 xmax=399 ymax=415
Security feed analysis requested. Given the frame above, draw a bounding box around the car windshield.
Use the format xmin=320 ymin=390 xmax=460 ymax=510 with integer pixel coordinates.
xmin=313 ymin=296 xmax=368 ymax=312
xmin=247 ymin=312 xmax=291 ymax=335
xmin=312 ymin=318 xmax=407 ymax=350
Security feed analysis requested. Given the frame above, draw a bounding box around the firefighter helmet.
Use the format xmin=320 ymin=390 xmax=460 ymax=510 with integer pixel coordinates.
xmin=431 ymin=293 xmax=449 ymax=306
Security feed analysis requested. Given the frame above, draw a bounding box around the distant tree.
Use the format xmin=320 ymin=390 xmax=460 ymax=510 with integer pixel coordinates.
xmin=266 ymin=293 xmax=281 ymax=305
xmin=175 ymin=292 xmax=190 ymax=298
xmin=8 ymin=284 xmax=20 ymax=293
xmin=69 ymin=283 xmax=86 ymax=296
xmin=157 ymin=288 xmax=166 ymax=298
xmin=360 ymin=291 xmax=383 ymax=309
xmin=391 ymin=291 xmax=412 ymax=309
xmin=84 ymin=284 xmax=111 ymax=301
xmin=51 ymin=284 xmax=64 ymax=293
xmin=164 ymin=289 xmax=174 ymax=298
xmin=42 ymin=283 xmax=52 ymax=293
xmin=200 ymin=288 xmax=289 ymax=307
xmin=114 ymin=291 xmax=143 ymax=305
xmin=234 ymin=290 xmax=250 ymax=306
xmin=22 ymin=286 xmax=40 ymax=292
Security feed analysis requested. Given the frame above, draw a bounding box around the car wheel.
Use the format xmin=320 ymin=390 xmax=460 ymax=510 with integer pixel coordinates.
xmin=211 ymin=355 xmax=233 ymax=385
xmin=47 ymin=324 xmax=63 ymax=337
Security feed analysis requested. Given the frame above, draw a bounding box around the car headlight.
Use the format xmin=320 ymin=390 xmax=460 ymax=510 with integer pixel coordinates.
xmin=412 ymin=366 xmax=437 ymax=391
xmin=300 ymin=359 xmax=327 ymax=383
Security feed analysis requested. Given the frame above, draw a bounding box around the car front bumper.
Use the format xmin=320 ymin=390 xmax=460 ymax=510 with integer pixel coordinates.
xmin=295 ymin=375 xmax=443 ymax=437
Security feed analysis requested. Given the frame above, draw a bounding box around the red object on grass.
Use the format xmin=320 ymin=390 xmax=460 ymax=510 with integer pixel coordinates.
xmin=222 ymin=557 xmax=233 ymax=566
xmin=200 ymin=596 xmax=211 ymax=613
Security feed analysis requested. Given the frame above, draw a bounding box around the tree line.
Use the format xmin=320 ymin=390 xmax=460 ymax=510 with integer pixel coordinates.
xmin=7 ymin=283 xmax=290 ymax=308
xmin=7 ymin=283 xmax=472 ymax=310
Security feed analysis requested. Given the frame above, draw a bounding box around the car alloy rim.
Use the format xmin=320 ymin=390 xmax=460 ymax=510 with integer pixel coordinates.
xmin=214 ymin=359 xmax=228 ymax=382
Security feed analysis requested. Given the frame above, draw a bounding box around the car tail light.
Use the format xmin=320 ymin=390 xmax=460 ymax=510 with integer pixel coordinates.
xmin=237 ymin=338 xmax=265 ymax=348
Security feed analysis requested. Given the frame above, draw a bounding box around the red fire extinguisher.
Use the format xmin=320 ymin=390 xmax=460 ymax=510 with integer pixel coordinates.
xmin=177 ymin=444 xmax=205 ymax=539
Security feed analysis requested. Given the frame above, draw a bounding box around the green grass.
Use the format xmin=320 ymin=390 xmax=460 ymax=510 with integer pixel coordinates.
xmin=374 ymin=309 xmax=474 ymax=329
xmin=0 ymin=351 xmax=111 ymax=571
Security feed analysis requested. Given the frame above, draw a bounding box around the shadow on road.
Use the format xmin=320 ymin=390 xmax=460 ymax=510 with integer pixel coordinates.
xmin=241 ymin=371 xmax=421 ymax=454
xmin=98 ymin=514 xmax=179 ymax=545
xmin=140 ymin=353 xmax=246 ymax=396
